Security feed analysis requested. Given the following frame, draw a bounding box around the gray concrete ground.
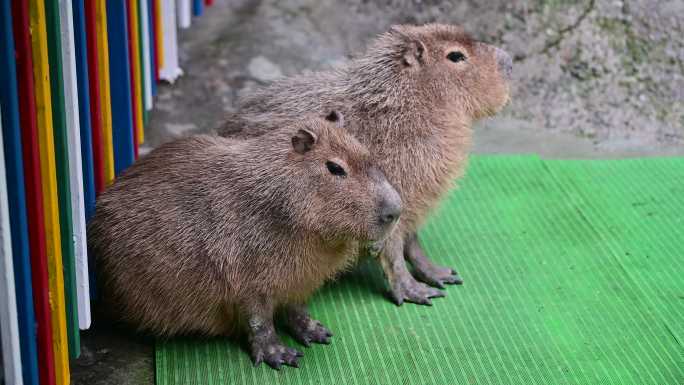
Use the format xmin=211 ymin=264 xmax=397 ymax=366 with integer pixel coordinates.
xmin=70 ymin=1 xmax=684 ymax=384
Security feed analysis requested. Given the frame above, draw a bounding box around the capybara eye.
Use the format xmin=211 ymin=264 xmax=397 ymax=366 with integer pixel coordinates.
xmin=447 ymin=51 xmax=466 ymax=63
xmin=326 ymin=161 xmax=347 ymax=177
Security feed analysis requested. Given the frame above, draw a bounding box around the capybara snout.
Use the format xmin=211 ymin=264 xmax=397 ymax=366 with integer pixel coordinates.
xmin=374 ymin=168 xmax=402 ymax=230
xmin=494 ymin=46 xmax=513 ymax=80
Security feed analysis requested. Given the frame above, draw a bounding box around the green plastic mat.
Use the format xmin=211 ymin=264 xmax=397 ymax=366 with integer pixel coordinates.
xmin=156 ymin=156 xmax=683 ymax=385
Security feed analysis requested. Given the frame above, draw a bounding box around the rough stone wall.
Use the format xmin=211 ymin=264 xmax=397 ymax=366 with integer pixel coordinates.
xmin=147 ymin=0 xmax=683 ymax=150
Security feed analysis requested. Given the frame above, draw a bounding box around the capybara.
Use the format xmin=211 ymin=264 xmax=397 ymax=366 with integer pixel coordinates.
xmin=218 ymin=24 xmax=512 ymax=305
xmin=89 ymin=112 xmax=401 ymax=368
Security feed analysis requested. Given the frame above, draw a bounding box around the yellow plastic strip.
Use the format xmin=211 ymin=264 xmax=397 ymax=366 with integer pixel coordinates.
xmin=95 ymin=0 xmax=115 ymax=184
xmin=129 ymin=0 xmax=144 ymax=144
xmin=28 ymin=0 xmax=70 ymax=383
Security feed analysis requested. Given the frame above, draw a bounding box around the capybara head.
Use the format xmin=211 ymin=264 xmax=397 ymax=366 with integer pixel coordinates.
xmin=282 ymin=111 xmax=401 ymax=243
xmin=360 ymin=23 xmax=512 ymax=120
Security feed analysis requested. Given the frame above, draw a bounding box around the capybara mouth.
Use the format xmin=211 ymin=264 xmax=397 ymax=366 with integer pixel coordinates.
xmin=366 ymin=239 xmax=387 ymax=259
xmin=501 ymin=86 xmax=512 ymax=109
xmin=494 ymin=46 xmax=513 ymax=111
xmin=489 ymin=81 xmax=513 ymax=117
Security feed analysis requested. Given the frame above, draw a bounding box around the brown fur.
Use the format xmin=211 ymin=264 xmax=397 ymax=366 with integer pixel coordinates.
xmin=89 ymin=114 xmax=400 ymax=365
xmin=218 ymin=24 xmax=512 ymax=304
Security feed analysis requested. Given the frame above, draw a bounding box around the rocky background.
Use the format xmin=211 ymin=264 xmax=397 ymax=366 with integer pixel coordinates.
xmin=147 ymin=0 xmax=683 ymax=154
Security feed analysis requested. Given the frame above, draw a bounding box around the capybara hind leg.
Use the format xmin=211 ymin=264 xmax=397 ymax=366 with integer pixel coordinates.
xmin=244 ymin=297 xmax=303 ymax=370
xmin=283 ymin=304 xmax=332 ymax=347
xmin=404 ymin=232 xmax=463 ymax=288
xmin=380 ymin=233 xmax=445 ymax=306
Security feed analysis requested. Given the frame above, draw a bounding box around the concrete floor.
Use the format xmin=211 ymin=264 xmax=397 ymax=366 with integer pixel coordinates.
xmin=69 ymin=1 xmax=683 ymax=384
xmin=473 ymin=116 xmax=684 ymax=159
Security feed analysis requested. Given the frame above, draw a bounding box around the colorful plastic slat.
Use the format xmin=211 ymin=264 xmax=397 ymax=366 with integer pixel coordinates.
xmin=154 ymin=0 xmax=163 ymax=74
xmin=71 ymin=0 xmax=96 ymax=221
xmin=137 ymin=0 xmax=149 ymax=126
xmin=159 ymin=0 xmax=183 ymax=83
xmin=127 ymin=0 xmax=144 ymax=150
xmin=106 ymin=0 xmax=136 ymax=174
xmin=58 ymin=0 xmax=91 ymax=331
xmin=44 ymin=0 xmax=81 ymax=359
xmin=84 ymin=0 xmax=105 ymax=194
xmin=0 ymin=109 xmax=24 ymax=385
xmin=0 ymin=3 xmax=28 ymax=383
xmin=140 ymin=0 xmax=153 ymax=110
xmin=178 ymin=0 xmax=191 ymax=28
xmin=192 ymin=0 xmax=202 ymax=16
xmin=11 ymin=1 xmax=55 ymax=383
xmin=95 ymin=0 xmax=116 ymax=185
xmin=28 ymin=0 xmax=71 ymax=381
xmin=148 ymin=0 xmax=158 ymax=96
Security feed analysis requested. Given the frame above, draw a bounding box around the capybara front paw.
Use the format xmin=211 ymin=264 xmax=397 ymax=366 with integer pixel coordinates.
xmin=289 ymin=318 xmax=333 ymax=347
xmin=413 ymin=263 xmax=463 ymax=288
xmin=251 ymin=339 xmax=303 ymax=370
xmin=390 ymin=275 xmax=445 ymax=306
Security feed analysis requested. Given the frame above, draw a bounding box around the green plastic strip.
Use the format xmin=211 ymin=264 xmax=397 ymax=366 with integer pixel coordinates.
xmin=544 ymin=158 xmax=684 ymax=346
xmin=44 ymin=0 xmax=80 ymax=358
xmin=156 ymin=156 xmax=683 ymax=384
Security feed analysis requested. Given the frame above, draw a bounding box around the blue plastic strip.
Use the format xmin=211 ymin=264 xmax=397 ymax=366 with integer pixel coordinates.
xmin=106 ymin=0 xmax=135 ymax=175
xmin=147 ymin=0 xmax=156 ymax=97
xmin=0 ymin=1 xmax=40 ymax=384
xmin=193 ymin=0 xmax=203 ymax=16
xmin=72 ymin=0 xmax=96 ymax=222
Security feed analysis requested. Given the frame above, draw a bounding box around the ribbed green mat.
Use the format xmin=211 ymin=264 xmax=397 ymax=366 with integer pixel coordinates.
xmin=156 ymin=156 xmax=683 ymax=385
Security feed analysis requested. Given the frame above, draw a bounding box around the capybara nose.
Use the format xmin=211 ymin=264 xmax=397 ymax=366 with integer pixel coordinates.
xmin=379 ymin=200 xmax=401 ymax=226
xmin=495 ymin=47 xmax=513 ymax=80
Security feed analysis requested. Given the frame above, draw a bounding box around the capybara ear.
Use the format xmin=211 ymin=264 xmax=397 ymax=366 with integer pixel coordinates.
xmin=292 ymin=129 xmax=318 ymax=154
xmin=402 ymin=39 xmax=427 ymax=67
xmin=324 ymin=110 xmax=344 ymax=128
